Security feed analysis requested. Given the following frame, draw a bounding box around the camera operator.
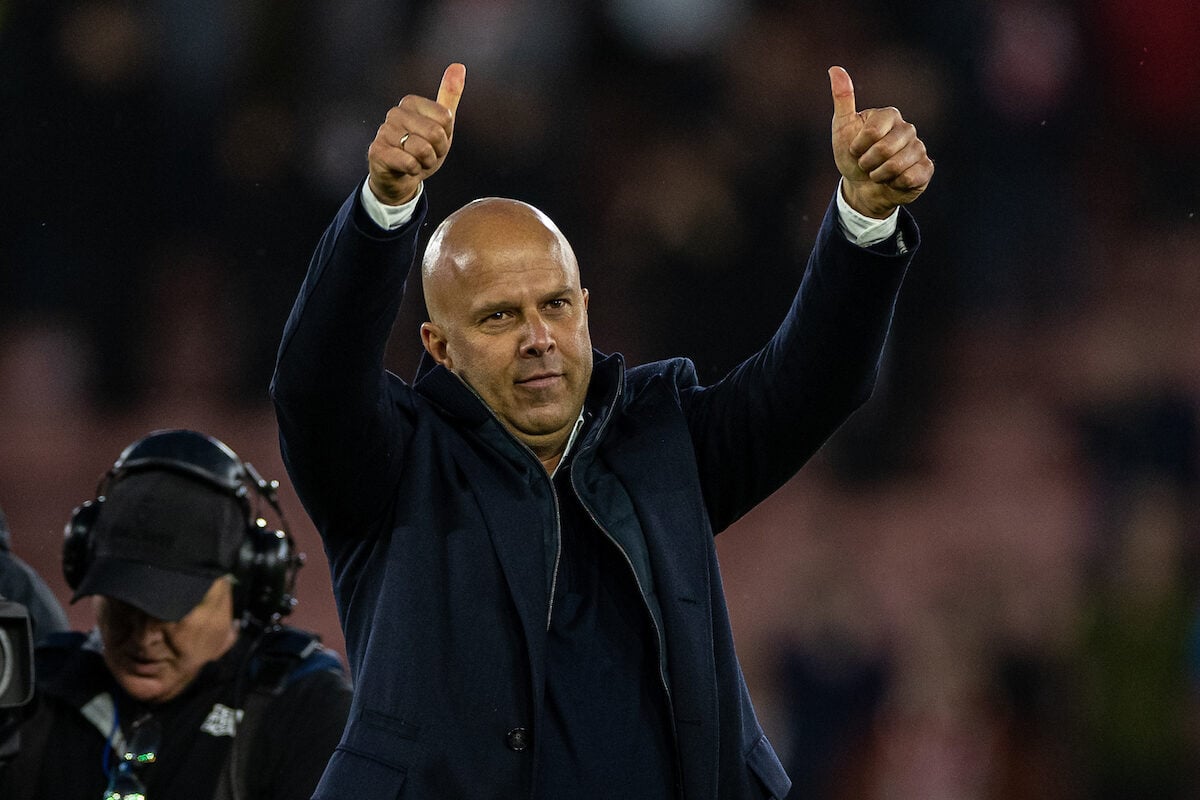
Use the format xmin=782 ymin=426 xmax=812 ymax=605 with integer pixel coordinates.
xmin=0 ymin=429 xmax=351 ymax=800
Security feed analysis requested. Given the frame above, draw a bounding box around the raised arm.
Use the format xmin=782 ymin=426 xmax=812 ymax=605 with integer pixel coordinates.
xmin=685 ymin=67 xmax=932 ymax=530
xmin=271 ymin=65 xmax=465 ymax=539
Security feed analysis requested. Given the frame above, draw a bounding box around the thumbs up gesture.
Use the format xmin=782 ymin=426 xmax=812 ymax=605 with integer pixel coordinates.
xmin=829 ymin=66 xmax=933 ymax=219
xmin=368 ymin=63 xmax=466 ymax=205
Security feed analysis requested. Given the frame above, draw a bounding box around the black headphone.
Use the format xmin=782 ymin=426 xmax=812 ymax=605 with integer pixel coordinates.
xmin=63 ymin=429 xmax=303 ymax=626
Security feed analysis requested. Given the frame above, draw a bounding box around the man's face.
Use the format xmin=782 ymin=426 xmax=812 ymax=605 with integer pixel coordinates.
xmin=96 ymin=577 xmax=239 ymax=704
xmin=422 ymin=202 xmax=593 ymax=461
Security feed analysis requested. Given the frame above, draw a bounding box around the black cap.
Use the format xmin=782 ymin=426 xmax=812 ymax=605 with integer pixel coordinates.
xmin=70 ymin=470 xmax=246 ymax=621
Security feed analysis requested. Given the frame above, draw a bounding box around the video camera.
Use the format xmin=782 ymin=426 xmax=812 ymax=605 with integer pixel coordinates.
xmin=0 ymin=598 xmax=33 ymax=710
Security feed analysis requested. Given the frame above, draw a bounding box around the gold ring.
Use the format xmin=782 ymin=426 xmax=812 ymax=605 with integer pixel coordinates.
xmin=399 ymin=133 xmax=411 ymax=148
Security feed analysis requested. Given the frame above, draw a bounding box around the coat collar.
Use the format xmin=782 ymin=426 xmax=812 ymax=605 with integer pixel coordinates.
xmin=411 ymin=349 xmax=626 ymax=442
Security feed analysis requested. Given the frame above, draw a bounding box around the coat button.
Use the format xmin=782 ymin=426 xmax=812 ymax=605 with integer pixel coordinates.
xmin=505 ymin=727 xmax=530 ymax=752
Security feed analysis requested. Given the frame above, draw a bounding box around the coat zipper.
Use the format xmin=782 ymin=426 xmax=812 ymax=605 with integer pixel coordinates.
xmin=444 ymin=374 xmax=567 ymax=630
xmin=572 ymin=483 xmax=682 ymax=786
xmin=545 ymin=486 xmax=563 ymax=631
xmin=452 ymin=368 xmax=681 ymax=790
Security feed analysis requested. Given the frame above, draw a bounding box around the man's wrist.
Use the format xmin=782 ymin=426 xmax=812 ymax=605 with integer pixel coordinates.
xmin=360 ymin=179 xmax=423 ymax=230
xmin=835 ymin=178 xmax=899 ymax=248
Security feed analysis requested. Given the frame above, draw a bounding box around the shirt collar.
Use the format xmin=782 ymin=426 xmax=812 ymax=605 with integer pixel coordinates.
xmin=551 ymin=410 xmax=588 ymax=478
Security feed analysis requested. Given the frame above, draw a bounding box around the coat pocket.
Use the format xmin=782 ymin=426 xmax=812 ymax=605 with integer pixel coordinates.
xmin=311 ymin=710 xmax=422 ymax=799
xmin=746 ymin=733 xmax=792 ymax=800
xmin=312 ymin=748 xmax=407 ymax=800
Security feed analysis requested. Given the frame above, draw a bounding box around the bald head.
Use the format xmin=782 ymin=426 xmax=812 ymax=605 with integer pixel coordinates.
xmin=422 ymin=198 xmax=580 ymax=326
xmin=417 ymin=197 xmax=593 ymax=470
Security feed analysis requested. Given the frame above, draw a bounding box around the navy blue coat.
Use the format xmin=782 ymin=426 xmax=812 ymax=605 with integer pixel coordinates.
xmin=271 ymin=188 xmax=917 ymax=799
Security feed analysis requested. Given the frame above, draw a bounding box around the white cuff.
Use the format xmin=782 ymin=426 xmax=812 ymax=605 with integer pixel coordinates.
xmin=360 ymin=179 xmax=423 ymax=230
xmin=835 ymin=178 xmax=899 ymax=248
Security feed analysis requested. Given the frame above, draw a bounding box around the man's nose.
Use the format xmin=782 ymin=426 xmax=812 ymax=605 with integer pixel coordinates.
xmin=120 ymin=607 xmax=166 ymax=644
xmin=521 ymin=314 xmax=554 ymax=356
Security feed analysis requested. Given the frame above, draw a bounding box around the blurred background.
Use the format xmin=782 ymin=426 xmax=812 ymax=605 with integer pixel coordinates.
xmin=2 ymin=0 xmax=1199 ymax=796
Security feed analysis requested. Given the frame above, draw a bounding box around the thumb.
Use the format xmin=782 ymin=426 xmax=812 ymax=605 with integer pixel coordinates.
xmin=828 ymin=65 xmax=856 ymax=122
xmin=437 ymin=63 xmax=466 ymax=116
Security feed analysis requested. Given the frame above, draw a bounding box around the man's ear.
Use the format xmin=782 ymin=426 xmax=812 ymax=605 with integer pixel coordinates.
xmin=421 ymin=322 xmax=452 ymax=368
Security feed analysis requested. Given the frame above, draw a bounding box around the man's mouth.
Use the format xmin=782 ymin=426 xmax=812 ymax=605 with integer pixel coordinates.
xmin=124 ymin=654 xmax=166 ymax=676
xmin=516 ymin=372 xmax=562 ymax=388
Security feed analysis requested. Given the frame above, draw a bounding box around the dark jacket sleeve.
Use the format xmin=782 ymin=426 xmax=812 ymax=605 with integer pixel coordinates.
xmin=681 ymin=195 xmax=919 ymax=532
xmin=270 ymin=188 xmax=428 ymax=541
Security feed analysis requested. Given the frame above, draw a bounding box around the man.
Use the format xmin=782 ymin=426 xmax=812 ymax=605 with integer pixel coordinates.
xmin=0 ymin=429 xmax=352 ymax=800
xmin=272 ymin=63 xmax=931 ymax=799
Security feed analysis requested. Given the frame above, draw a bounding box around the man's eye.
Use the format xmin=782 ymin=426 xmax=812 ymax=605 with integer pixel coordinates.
xmin=546 ymin=299 xmax=566 ymax=310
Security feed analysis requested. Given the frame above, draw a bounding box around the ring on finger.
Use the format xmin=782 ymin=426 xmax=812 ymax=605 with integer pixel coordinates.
xmin=399 ymin=132 xmax=411 ymax=149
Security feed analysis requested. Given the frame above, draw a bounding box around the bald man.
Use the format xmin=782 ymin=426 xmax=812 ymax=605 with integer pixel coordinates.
xmin=272 ymin=63 xmax=931 ymax=800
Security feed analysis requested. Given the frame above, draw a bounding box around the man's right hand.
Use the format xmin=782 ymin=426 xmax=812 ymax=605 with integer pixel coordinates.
xmin=367 ymin=63 xmax=466 ymax=206
xmin=829 ymin=65 xmax=932 ymax=219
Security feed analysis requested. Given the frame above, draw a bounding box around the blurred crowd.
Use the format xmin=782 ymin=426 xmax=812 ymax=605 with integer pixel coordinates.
xmin=2 ymin=0 xmax=1199 ymax=797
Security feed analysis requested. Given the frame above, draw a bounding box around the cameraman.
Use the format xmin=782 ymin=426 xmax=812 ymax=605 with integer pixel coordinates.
xmin=0 ymin=429 xmax=351 ymax=800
